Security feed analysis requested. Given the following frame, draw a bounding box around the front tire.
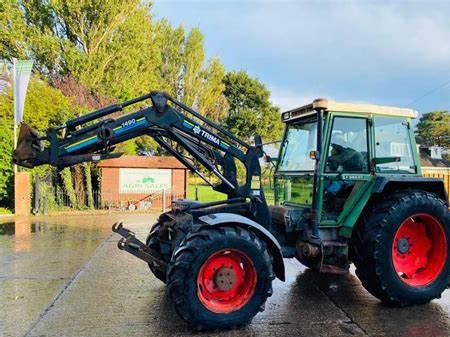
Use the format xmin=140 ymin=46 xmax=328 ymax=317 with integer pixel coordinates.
xmin=167 ymin=226 xmax=275 ymax=330
xmin=146 ymin=223 xmax=167 ymax=283
xmin=352 ymin=191 xmax=450 ymax=306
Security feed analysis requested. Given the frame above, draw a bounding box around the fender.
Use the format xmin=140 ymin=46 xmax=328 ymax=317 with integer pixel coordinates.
xmin=198 ymin=213 xmax=285 ymax=281
xmin=373 ymin=176 xmax=448 ymax=206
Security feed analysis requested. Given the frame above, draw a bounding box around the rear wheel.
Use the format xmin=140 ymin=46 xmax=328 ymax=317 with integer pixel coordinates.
xmin=352 ymin=191 xmax=450 ymax=306
xmin=167 ymin=226 xmax=274 ymax=330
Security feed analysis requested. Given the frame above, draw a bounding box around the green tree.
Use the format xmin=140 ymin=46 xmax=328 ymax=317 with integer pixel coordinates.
xmin=182 ymin=27 xmax=205 ymax=107
xmin=155 ymin=23 xmax=226 ymax=121
xmin=223 ymin=71 xmax=283 ymax=142
xmin=197 ymin=57 xmax=228 ymax=121
xmin=1 ymin=0 xmax=229 ymax=128
xmin=0 ymin=75 xmax=79 ymax=207
xmin=0 ymin=106 xmax=14 ymax=205
xmin=416 ymin=111 xmax=450 ymax=147
xmin=1 ymin=0 xmax=161 ymax=100
xmin=0 ymin=0 xmax=31 ymax=60
xmin=155 ymin=19 xmax=185 ymax=97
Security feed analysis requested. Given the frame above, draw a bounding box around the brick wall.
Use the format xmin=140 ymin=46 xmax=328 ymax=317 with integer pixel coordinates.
xmin=172 ymin=169 xmax=187 ymax=196
xmin=14 ymin=172 xmax=31 ymax=215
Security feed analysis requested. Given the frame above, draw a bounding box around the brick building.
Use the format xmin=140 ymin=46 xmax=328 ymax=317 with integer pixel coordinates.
xmin=97 ymin=156 xmax=187 ymax=209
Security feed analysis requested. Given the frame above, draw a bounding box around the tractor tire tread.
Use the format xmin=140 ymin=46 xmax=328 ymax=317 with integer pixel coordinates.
xmin=167 ymin=225 xmax=274 ymax=330
xmin=352 ymin=190 xmax=449 ymax=306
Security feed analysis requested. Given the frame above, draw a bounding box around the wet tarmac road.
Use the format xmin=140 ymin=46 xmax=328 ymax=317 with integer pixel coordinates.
xmin=1 ymin=213 xmax=450 ymax=337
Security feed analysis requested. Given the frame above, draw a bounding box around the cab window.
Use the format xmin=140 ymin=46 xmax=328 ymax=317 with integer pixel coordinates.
xmin=374 ymin=117 xmax=415 ymax=174
xmin=277 ymin=119 xmax=317 ymax=172
xmin=326 ymin=117 xmax=369 ymax=173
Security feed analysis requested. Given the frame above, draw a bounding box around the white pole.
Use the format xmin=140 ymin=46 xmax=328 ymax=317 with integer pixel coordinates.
xmin=12 ymin=58 xmax=17 ymax=174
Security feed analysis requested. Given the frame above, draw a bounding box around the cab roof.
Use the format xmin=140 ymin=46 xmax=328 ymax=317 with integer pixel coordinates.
xmin=282 ymin=98 xmax=418 ymax=122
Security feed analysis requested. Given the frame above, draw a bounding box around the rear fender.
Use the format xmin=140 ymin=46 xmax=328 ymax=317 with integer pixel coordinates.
xmin=197 ymin=213 xmax=285 ymax=281
xmin=344 ymin=176 xmax=449 ymax=239
xmin=373 ymin=177 xmax=448 ymax=206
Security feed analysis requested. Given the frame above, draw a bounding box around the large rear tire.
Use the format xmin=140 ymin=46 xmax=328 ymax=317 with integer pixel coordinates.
xmin=167 ymin=226 xmax=275 ymax=330
xmin=352 ymin=191 xmax=450 ymax=306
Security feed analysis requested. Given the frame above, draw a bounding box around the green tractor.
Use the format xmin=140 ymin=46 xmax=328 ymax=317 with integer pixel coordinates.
xmin=13 ymin=92 xmax=449 ymax=329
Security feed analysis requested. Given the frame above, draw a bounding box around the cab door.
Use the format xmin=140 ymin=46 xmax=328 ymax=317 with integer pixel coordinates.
xmin=318 ymin=114 xmax=374 ymax=226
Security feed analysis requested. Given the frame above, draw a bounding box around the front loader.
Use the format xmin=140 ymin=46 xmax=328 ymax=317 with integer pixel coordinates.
xmin=13 ymin=92 xmax=450 ymax=329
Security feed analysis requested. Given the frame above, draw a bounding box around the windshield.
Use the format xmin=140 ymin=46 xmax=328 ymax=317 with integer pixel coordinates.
xmin=277 ymin=119 xmax=317 ymax=172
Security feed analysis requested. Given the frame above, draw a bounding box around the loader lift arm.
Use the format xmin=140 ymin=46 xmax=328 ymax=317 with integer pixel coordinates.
xmin=13 ymin=91 xmax=267 ymax=203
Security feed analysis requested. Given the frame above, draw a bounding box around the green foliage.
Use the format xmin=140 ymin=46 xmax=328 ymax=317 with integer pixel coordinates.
xmin=198 ymin=58 xmax=228 ymax=121
xmin=0 ymin=207 xmax=13 ymax=214
xmin=115 ymin=139 xmax=138 ymax=155
xmin=60 ymin=167 xmax=77 ymax=208
xmin=24 ymin=78 xmax=77 ymax=131
xmin=155 ymin=21 xmax=227 ymax=122
xmin=155 ymin=19 xmax=185 ymax=97
xmin=3 ymin=0 xmax=160 ymax=99
xmin=38 ymin=180 xmax=57 ymax=213
xmin=0 ymin=99 xmax=14 ymax=205
xmin=83 ymin=163 xmax=94 ymax=209
xmin=182 ymin=28 xmax=205 ymax=106
xmin=223 ymin=71 xmax=283 ymax=142
xmin=416 ymin=111 xmax=450 ymax=147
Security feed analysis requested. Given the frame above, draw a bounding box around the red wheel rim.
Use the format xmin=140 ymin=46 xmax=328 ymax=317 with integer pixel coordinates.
xmin=196 ymin=249 xmax=257 ymax=313
xmin=392 ymin=213 xmax=447 ymax=287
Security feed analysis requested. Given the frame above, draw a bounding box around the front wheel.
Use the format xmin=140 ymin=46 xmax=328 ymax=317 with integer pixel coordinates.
xmin=352 ymin=191 xmax=450 ymax=306
xmin=146 ymin=223 xmax=167 ymax=283
xmin=167 ymin=226 xmax=275 ymax=330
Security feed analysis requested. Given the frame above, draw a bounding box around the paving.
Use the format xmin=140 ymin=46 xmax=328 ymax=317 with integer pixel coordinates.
xmin=1 ymin=213 xmax=450 ymax=337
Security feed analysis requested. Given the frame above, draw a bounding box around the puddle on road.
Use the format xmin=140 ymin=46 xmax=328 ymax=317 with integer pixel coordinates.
xmin=0 ymin=221 xmax=66 ymax=236
xmin=0 ymin=218 xmax=110 ymax=253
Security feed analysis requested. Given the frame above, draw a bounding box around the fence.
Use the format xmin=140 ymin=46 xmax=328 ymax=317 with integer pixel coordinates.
xmin=100 ymin=189 xmax=185 ymax=211
xmin=35 ymin=185 xmax=185 ymax=215
xmin=422 ymin=167 xmax=450 ymax=203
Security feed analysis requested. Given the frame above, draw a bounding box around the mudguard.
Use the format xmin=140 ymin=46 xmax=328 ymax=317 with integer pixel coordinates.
xmin=373 ymin=176 xmax=448 ymax=206
xmin=198 ymin=213 xmax=285 ymax=281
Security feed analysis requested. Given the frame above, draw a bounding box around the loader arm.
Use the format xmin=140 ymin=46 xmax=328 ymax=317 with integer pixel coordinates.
xmin=13 ymin=91 xmax=267 ymax=202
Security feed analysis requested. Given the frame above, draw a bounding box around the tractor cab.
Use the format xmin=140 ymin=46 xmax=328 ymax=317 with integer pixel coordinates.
xmin=271 ymin=99 xmax=421 ymax=257
xmin=274 ymin=99 xmax=419 ymax=218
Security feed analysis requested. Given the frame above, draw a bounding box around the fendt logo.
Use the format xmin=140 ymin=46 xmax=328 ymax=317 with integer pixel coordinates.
xmin=192 ymin=125 xmax=220 ymax=145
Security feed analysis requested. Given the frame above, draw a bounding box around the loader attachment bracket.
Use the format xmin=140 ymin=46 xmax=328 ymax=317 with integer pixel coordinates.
xmin=112 ymin=222 xmax=167 ymax=270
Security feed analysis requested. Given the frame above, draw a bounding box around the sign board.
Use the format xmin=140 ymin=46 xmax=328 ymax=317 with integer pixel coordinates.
xmin=119 ymin=168 xmax=171 ymax=194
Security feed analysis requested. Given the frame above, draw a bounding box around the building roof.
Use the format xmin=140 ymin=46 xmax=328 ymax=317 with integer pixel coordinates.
xmin=283 ymin=98 xmax=418 ymax=121
xmin=97 ymin=155 xmax=187 ymax=169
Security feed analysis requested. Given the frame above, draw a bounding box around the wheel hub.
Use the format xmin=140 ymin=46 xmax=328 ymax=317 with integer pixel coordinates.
xmin=392 ymin=213 xmax=447 ymax=287
xmin=196 ymin=249 xmax=257 ymax=313
xmin=397 ymin=237 xmax=410 ymax=254
xmin=214 ymin=267 xmax=236 ymax=291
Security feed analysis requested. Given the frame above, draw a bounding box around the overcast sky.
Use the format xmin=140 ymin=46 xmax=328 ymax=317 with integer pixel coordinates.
xmin=153 ymin=1 xmax=450 ymax=115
